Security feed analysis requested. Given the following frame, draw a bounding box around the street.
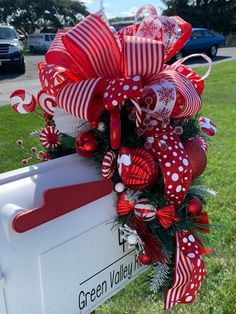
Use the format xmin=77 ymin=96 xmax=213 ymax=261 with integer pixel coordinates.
xmin=0 ymin=47 xmax=236 ymax=106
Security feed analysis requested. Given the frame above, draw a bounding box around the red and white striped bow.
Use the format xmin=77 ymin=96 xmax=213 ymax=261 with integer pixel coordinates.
xmin=39 ymin=5 xmax=197 ymax=150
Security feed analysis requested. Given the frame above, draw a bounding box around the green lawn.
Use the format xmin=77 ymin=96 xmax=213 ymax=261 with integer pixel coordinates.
xmin=0 ymin=107 xmax=43 ymax=172
xmin=0 ymin=61 xmax=236 ymax=313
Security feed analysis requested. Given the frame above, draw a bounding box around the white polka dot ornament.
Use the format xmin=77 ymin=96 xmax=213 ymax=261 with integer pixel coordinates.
xmin=102 ymin=151 xmax=116 ymax=179
xmin=134 ymin=199 xmax=156 ymax=221
xmin=10 ymin=89 xmax=36 ymax=114
xmin=199 ymin=117 xmax=217 ymax=136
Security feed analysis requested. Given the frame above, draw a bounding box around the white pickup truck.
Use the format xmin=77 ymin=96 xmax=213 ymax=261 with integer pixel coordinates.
xmin=27 ymin=33 xmax=55 ymax=53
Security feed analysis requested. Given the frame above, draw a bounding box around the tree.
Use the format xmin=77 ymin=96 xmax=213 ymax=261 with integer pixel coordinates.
xmin=0 ymin=0 xmax=89 ymax=35
xmin=162 ymin=0 xmax=236 ymax=34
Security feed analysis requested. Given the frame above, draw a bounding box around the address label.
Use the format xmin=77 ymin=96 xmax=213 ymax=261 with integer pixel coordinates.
xmin=39 ymin=219 xmax=147 ymax=314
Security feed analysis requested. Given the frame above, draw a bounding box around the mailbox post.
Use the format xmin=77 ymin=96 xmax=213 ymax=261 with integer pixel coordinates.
xmin=0 ymin=154 xmax=147 ymax=314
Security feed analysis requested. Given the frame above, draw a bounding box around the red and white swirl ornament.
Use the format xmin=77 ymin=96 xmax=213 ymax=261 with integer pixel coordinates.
xmin=37 ymin=90 xmax=57 ymax=116
xmin=102 ymin=151 xmax=116 ymax=179
xmin=199 ymin=117 xmax=217 ymax=137
xmin=10 ymin=89 xmax=36 ymax=114
xmin=134 ymin=199 xmax=156 ymax=221
xmin=39 ymin=126 xmax=60 ymax=149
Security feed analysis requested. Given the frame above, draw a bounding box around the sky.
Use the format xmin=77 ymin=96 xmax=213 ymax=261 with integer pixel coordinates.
xmin=82 ymin=0 xmax=165 ymax=19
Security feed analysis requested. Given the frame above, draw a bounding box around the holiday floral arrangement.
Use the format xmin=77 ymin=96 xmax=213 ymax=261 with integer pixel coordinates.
xmin=10 ymin=4 xmax=218 ymax=309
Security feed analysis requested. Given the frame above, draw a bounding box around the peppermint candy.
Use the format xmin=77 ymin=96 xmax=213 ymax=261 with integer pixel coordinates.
xmin=102 ymin=151 xmax=116 ymax=179
xmin=199 ymin=117 xmax=217 ymax=136
xmin=134 ymin=198 xmax=156 ymax=221
xmin=10 ymin=89 xmax=36 ymax=114
xmin=39 ymin=126 xmax=60 ymax=150
xmin=37 ymin=90 xmax=57 ymax=116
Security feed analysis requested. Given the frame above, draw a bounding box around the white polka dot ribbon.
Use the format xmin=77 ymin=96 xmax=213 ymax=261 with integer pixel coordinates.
xmin=165 ymin=231 xmax=207 ymax=309
xmin=38 ymin=62 xmax=79 ymax=97
xmin=103 ymin=76 xmax=142 ymax=111
xmin=103 ymin=76 xmax=143 ymax=148
xmin=141 ymin=119 xmax=192 ymax=206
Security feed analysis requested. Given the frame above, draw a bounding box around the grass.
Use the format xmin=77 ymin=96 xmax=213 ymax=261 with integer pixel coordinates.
xmin=0 ymin=107 xmax=43 ymax=172
xmin=0 ymin=61 xmax=236 ymax=313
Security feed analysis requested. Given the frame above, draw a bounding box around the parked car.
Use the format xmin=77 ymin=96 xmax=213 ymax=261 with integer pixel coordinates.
xmin=0 ymin=25 xmax=25 ymax=73
xmin=110 ymin=21 xmax=134 ymax=31
xmin=174 ymin=28 xmax=226 ymax=60
xmin=28 ymin=33 xmax=55 ymax=53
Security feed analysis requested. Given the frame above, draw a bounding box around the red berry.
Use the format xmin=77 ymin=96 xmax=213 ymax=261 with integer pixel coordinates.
xmin=21 ymin=159 xmax=28 ymax=165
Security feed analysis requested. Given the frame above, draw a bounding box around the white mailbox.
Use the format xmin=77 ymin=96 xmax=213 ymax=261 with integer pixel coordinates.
xmin=0 ymin=154 xmax=146 ymax=314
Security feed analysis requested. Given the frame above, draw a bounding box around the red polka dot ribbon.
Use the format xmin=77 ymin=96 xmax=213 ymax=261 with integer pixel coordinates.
xmin=140 ymin=119 xmax=192 ymax=206
xmin=38 ymin=62 xmax=79 ymax=97
xmin=165 ymin=231 xmax=207 ymax=309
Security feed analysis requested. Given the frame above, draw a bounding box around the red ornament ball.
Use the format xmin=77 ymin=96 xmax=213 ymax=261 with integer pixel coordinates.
xmin=119 ymin=148 xmax=158 ymax=190
xmin=188 ymin=197 xmax=203 ymax=216
xmin=183 ymin=137 xmax=207 ymax=179
xmin=75 ymin=131 xmax=98 ymax=158
xmin=138 ymin=254 xmax=153 ymax=265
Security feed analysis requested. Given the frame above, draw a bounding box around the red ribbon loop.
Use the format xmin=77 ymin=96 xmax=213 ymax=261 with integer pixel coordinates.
xmin=156 ymin=205 xmax=179 ymax=229
xmin=62 ymin=14 xmax=121 ymax=79
xmin=122 ymin=36 xmax=164 ymax=83
xmin=164 ymin=16 xmax=192 ymax=62
xmin=45 ymin=30 xmax=83 ymax=77
xmin=56 ymin=78 xmax=104 ymax=121
xmin=103 ymin=76 xmax=142 ymax=111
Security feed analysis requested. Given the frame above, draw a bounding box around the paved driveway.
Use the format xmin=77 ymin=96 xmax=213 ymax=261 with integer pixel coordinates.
xmin=0 ymin=48 xmax=236 ymax=106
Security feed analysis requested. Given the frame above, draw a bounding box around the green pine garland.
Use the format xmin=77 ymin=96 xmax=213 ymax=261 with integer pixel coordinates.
xmin=44 ymin=105 xmax=213 ymax=293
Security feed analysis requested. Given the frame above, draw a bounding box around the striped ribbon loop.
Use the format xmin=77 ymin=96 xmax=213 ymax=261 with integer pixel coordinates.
xmin=56 ymin=78 xmax=104 ymax=122
xmin=158 ymin=69 xmax=202 ymax=118
xmin=164 ymin=233 xmax=193 ymax=309
xmin=45 ymin=30 xmax=83 ymax=78
xmin=171 ymin=53 xmax=213 ymax=82
xmin=62 ymin=14 xmax=121 ymax=79
xmin=165 ymin=231 xmax=207 ymax=309
xmin=122 ymin=35 xmax=164 ymax=82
